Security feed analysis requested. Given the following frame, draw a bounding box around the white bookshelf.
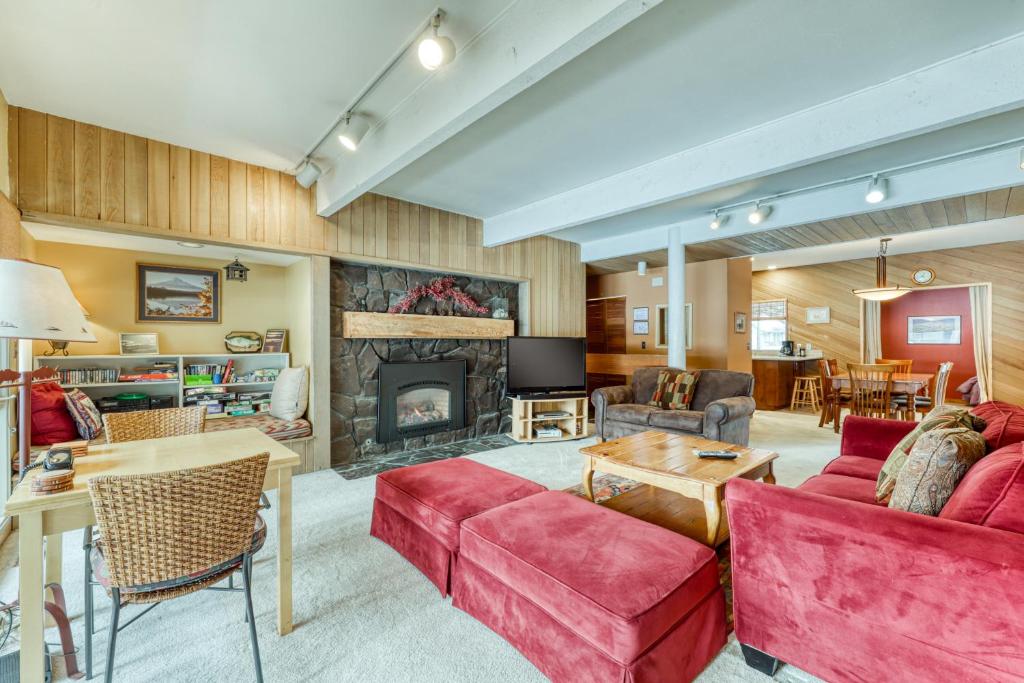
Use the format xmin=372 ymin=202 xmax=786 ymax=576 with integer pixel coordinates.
xmin=35 ymin=352 xmax=289 ymax=417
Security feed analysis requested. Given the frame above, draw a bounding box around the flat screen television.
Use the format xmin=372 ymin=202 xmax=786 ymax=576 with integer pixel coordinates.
xmin=506 ymin=336 xmax=587 ymax=397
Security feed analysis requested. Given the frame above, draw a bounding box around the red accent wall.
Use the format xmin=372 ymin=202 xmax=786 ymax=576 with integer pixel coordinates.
xmin=880 ymin=288 xmax=975 ymax=399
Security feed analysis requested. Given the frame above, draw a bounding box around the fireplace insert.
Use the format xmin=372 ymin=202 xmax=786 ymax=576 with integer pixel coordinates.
xmin=377 ymin=360 xmax=466 ymax=443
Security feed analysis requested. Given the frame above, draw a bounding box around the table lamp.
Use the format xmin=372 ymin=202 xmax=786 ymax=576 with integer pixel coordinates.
xmin=0 ymin=259 xmax=96 ymax=474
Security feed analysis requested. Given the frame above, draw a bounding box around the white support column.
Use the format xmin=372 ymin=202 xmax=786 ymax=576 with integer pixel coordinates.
xmin=667 ymin=225 xmax=685 ymax=369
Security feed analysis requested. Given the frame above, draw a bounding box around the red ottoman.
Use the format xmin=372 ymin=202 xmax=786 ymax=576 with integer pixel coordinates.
xmin=370 ymin=458 xmax=546 ymax=596
xmin=452 ymin=491 xmax=726 ymax=683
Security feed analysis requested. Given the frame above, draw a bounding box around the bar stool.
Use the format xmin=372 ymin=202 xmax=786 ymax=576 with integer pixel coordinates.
xmin=790 ymin=375 xmax=821 ymax=412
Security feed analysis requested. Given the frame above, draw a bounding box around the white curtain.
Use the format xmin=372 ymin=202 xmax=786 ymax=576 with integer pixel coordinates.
xmin=969 ymin=285 xmax=993 ymax=402
xmin=860 ymin=299 xmax=882 ymax=363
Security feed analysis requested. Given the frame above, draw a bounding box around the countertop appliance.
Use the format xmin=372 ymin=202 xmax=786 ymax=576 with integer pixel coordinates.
xmin=779 ymin=340 xmax=795 ymax=356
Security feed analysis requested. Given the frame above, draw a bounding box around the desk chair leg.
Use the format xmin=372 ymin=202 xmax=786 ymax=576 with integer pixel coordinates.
xmin=242 ymin=554 xmax=264 ymax=683
xmin=104 ymin=589 xmax=120 ymax=683
xmin=83 ymin=526 xmax=94 ymax=679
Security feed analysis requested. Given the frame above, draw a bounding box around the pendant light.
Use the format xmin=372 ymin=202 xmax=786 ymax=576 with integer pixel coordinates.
xmin=853 ymin=238 xmax=910 ymax=301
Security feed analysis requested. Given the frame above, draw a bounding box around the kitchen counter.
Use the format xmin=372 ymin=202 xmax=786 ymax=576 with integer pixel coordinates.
xmin=752 ymin=354 xmax=822 ymax=410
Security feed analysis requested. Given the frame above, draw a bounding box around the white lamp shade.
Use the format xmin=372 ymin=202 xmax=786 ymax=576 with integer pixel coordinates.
xmin=0 ymin=259 xmax=96 ymax=342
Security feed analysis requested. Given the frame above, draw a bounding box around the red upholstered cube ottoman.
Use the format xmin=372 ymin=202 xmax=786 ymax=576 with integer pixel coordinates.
xmin=452 ymin=491 xmax=726 ymax=683
xmin=370 ymin=458 xmax=546 ymax=596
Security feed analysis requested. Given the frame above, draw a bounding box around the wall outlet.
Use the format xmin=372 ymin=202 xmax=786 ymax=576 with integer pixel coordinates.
xmin=641 ymin=341 xmax=647 ymax=349
xmin=651 ymin=276 xmax=664 ymax=287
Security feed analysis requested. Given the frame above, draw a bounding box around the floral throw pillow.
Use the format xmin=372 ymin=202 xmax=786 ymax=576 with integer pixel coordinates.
xmin=64 ymin=388 xmax=103 ymax=440
xmin=875 ymin=405 xmax=986 ymax=502
xmin=647 ymin=370 xmax=700 ymax=411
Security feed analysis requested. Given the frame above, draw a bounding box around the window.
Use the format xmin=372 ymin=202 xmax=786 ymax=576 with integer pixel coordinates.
xmin=752 ymin=299 xmax=787 ymax=351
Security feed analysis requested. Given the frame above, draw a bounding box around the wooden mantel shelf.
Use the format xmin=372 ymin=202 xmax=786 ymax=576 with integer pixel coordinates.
xmin=342 ymin=311 xmax=514 ymax=340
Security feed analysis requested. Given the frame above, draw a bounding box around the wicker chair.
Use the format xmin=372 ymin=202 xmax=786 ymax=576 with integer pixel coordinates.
xmin=102 ymin=406 xmax=207 ymax=443
xmin=85 ymin=406 xmax=207 ymax=678
xmin=848 ymin=363 xmax=897 ymax=420
xmin=87 ymin=453 xmax=270 ymax=683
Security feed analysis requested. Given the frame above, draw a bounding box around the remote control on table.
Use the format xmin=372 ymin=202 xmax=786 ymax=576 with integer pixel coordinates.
xmin=696 ymin=450 xmax=738 ymax=459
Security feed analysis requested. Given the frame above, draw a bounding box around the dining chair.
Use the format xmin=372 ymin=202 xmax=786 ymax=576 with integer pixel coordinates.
xmin=85 ymin=406 xmax=207 ymax=678
xmin=848 ymin=363 xmax=897 ymax=420
xmin=818 ymin=359 xmax=850 ymax=432
xmin=875 ymin=358 xmax=914 ymax=419
xmin=87 ymin=453 xmax=270 ymax=683
xmin=894 ymin=361 xmax=954 ymax=420
xmin=102 ymin=406 xmax=207 ymax=443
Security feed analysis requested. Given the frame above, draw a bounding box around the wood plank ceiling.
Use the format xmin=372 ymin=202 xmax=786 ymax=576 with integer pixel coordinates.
xmin=585 ymin=186 xmax=1024 ymax=274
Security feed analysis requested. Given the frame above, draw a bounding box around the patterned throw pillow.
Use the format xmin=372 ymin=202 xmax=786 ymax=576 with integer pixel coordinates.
xmin=875 ymin=405 xmax=985 ymax=501
xmin=647 ymin=370 xmax=700 ymax=410
xmin=64 ymin=388 xmax=103 ymax=440
xmin=888 ymin=428 xmax=987 ymax=516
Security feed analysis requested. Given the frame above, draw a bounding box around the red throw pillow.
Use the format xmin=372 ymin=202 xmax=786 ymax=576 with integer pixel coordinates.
xmin=30 ymin=382 xmax=78 ymax=446
xmin=940 ymin=442 xmax=1024 ymax=534
xmin=971 ymin=401 xmax=1024 ymax=451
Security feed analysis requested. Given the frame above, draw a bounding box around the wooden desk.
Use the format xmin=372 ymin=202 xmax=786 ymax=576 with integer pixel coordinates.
xmin=579 ymin=431 xmax=777 ymax=546
xmin=4 ymin=429 xmax=300 ymax=683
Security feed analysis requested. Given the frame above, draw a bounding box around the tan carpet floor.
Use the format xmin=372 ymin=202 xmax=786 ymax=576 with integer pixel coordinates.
xmin=0 ymin=409 xmax=836 ymax=682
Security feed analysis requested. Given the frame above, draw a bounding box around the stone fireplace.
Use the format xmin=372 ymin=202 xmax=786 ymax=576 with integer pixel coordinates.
xmin=377 ymin=360 xmax=466 ymax=442
xmin=330 ymin=263 xmax=518 ymax=468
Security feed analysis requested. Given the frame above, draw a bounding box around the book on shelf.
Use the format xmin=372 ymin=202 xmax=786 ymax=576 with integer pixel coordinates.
xmin=118 ymin=365 xmax=179 ymax=382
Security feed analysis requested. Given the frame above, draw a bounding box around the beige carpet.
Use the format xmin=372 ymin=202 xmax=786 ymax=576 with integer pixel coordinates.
xmin=0 ymin=410 xmax=835 ymax=682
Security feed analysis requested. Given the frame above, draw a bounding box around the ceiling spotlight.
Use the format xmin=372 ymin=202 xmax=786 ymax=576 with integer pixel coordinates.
xmin=637 ymin=260 xmax=648 ymax=276
xmin=338 ymin=112 xmax=370 ymax=152
xmin=1019 ymin=148 xmax=1024 ymax=170
xmin=176 ymin=241 xmax=204 ymax=249
xmin=865 ymin=176 xmax=887 ymax=204
xmin=418 ymin=12 xmax=456 ymax=71
xmin=709 ymin=210 xmax=726 ymax=230
xmin=748 ymin=202 xmax=771 ymax=225
xmin=295 ymin=159 xmax=322 ymax=188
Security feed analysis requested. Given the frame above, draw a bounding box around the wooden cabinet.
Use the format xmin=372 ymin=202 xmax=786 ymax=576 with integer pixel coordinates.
xmin=586 ymin=297 xmax=626 ymax=354
xmin=752 ymin=358 xmax=818 ymax=410
xmin=509 ymin=397 xmax=590 ymax=443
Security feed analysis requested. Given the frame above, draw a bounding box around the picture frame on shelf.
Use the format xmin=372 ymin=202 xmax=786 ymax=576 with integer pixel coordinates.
xmin=806 ymin=306 xmax=831 ymax=324
xmin=136 ymin=263 xmax=221 ymax=323
xmin=119 ymin=332 xmax=160 ymax=355
xmin=262 ymin=329 xmax=288 ymax=353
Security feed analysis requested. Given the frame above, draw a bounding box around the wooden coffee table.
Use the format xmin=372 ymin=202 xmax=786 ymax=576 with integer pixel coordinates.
xmin=580 ymin=431 xmax=778 ymax=546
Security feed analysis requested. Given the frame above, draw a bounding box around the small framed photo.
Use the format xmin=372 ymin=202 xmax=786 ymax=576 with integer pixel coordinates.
xmin=633 ymin=321 xmax=649 ymax=335
xmin=633 ymin=307 xmax=649 ymax=322
xmin=119 ymin=332 xmax=160 ymax=355
xmin=262 ymin=329 xmax=289 ymax=353
xmin=734 ymin=312 xmax=747 ymax=334
xmin=908 ymin=315 xmax=961 ymax=345
xmin=806 ymin=306 xmax=831 ymax=325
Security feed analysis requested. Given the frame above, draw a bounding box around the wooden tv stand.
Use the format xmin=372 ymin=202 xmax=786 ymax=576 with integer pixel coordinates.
xmin=509 ymin=396 xmax=590 ymax=444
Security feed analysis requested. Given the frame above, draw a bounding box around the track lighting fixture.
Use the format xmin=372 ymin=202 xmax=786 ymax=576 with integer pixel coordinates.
xmin=865 ymin=176 xmax=887 ymax=204
xmin=338 ymin=113 xmax=370 ymax=152
xmin=1019 ymin=148 xmax=1024 ymax=170
xmin=418 ymin=12 xmax=456 ymax=71
xmin=637 ymin=260 xmax=648 ymax=276
xmin=747 ymin=202 xmax=771 ymax=225
xmin=709 ymin=210 xmax=726 ymax=230
xmin=295 ymin=160 xmax=322 ymax=188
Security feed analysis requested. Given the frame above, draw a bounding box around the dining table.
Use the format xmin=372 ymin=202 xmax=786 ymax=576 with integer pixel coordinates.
xmin=4 ymin=428 xmax=300 ymax=683
xmin=827 ymin=371 xmax=934 ymax=424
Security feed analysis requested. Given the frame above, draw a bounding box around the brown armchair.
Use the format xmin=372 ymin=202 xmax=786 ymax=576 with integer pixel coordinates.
xmin=592 ymin=368 xmax=756 ymax=445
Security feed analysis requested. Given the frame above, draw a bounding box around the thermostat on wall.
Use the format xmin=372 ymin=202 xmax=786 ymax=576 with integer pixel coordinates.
xmin=651 ymin=276 xmax=664 ymax=287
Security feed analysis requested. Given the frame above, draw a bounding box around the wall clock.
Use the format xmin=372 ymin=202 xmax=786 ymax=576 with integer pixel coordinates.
xmin=912 ymin=268 xmax=935 ymax=285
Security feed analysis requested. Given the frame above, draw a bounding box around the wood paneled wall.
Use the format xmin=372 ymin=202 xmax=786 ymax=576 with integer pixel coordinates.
xmin=752 ymin=242 xmax=1024 ymax=404
xmin=6 ymin=107 xmax=584 ymax=336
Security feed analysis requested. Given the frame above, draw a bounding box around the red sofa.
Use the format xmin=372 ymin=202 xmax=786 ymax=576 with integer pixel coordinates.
xmin=726 ymin=414 xmax=1024 ymax=682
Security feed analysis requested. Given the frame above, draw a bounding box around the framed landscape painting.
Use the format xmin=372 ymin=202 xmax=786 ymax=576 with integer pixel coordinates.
xmin=137 ymin=263 xmax=221 ymax=323
xmin=907 ymin=315 xmax=961 ymax=345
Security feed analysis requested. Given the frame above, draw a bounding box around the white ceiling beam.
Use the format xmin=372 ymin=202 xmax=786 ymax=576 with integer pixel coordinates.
xmin=315 ymin=0 xmax=662 ymax=217
xmin=486 ymin=33 xmax=1024 ymax=247
xmin=579 ymin=145 xmax=1024 ymax=262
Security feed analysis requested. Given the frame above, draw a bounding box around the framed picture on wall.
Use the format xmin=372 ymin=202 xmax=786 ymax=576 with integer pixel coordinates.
xmin=136 ymin=263 xmax=221 ymax=323
xmin=908 ymin=315 xmax=961 ymax=344
xmin=806 ymin=306 xmax=831 ymax=324
xmin=633 ymin=321 xmax=649 ymax=335
xmin=633 ymin=307 xmax=649 ymax=322
xmin=734 ymin=311 xmax=747 ymax=334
